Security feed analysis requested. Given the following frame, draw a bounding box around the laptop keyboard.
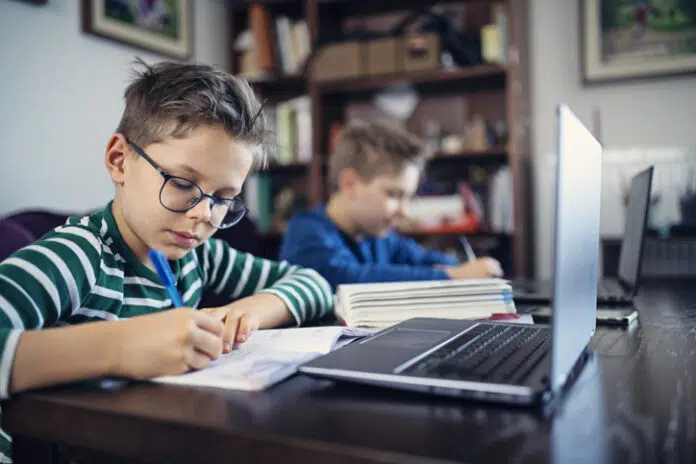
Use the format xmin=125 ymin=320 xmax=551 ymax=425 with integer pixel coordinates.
xmin=402 ymin=325 xmax=551 ymax=385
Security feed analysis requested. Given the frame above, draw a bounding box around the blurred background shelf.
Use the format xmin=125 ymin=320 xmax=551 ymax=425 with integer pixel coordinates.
xmin=247 ymin=74 xmax=306 ymax=99
xmin=314 ymin=65 xmax=507 ymax=95
xmin=228 ymin=0 xmax=532 ymax=276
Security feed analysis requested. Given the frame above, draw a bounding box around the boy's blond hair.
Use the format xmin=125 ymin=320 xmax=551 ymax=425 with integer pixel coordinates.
xmin=328 ymin=119 xmax=425 ymax=192
xmin=116 ymin=58 xmax=271 ymax=170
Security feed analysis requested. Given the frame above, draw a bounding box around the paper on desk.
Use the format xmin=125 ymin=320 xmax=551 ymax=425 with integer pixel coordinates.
xmin=236 ymin=326 xmax=371 ymax=355
xmin=152 ymin=326 xmax=371 ymax=391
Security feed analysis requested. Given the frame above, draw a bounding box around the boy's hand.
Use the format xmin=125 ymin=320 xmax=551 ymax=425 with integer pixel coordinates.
xmin=204 ymin=304 xmax=261 ymax=353
xmin=445 ymin=257 xmax=504 ymax=279
xmin=110 ymin=308 xmax=224 ymax=378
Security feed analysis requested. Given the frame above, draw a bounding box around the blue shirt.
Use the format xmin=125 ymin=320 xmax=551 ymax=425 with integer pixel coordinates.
xmin=279 ymin=205 xmax=458 ymax=290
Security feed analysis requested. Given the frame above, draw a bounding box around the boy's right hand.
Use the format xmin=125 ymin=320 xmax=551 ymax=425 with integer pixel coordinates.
xmin=109 ymin=308 xmax=224 ymax=379
xmin=444 ymin=258 xmax=504 ymax=279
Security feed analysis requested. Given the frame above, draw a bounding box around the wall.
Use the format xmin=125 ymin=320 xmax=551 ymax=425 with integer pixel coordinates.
xmin=0 ymin=0 xmax=229 ymax=217
xmin=529 ymin=0 xmax=696 ymax=279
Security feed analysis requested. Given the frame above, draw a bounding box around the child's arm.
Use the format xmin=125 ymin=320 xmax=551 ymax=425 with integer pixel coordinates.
xmin=0 ymin=225 xmax=103 ymax=396
xmin=10 ymin=308 xmax=224 ymax=394
xmin=199 ymin=238 xmax=333 ymax=327
xmin=0 ymin=228 xmax=224 ymax=396
xmin=390 ymin=236 xmax=503 ymax=278
xmin=282 ymin=230 xmax=451 ymax=289
xmin=389 ymin=235 xmax=460 ymax=267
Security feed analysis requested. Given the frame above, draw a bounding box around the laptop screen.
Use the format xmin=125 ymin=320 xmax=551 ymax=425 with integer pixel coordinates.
xmin=617 ymin=167 xmax=654 ymax=291
xmin=550 ymin=105 xmax=602 ymax=392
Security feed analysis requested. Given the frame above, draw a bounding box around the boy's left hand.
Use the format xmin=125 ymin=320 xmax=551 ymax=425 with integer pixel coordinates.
xmin=203 ymin=304 xmax=261 ymax=353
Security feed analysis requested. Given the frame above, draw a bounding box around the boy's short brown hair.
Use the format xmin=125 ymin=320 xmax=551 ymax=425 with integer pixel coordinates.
xmin=116 ymin=58 xmax=270 ymax=170
xmin=328 ymin=119 xmax=425 ymax=192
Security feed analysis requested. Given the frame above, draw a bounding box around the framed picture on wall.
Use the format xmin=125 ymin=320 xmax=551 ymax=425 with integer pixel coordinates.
xmin=582 ymin=1 xmax=696 ymax=83
xmin=81 ymin=0 xmax=192 ymax=59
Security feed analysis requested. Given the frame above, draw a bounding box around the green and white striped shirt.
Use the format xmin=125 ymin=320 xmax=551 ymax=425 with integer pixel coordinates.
xmin=0 ymin=202 xmax=333 ymax=462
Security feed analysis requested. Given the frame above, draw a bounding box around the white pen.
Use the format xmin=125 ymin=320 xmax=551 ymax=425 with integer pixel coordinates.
xmin=459 ymin=236 xmax=476 ymax=262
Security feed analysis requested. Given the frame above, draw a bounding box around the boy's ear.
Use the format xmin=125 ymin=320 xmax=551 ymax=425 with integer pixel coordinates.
xmin=105 ymin=134 xmax=129 ymax=185
xmin=338 ymin=168 xmax=361 ymax=196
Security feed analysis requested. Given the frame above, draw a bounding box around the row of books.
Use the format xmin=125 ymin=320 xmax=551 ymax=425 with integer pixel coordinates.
xmin=481 ymin=3 xmax=509 ymax=65
xmin=244 ymin=173 xmax=308 ymax=235
xmin=237 ymin=5 xmax=311 ymax=79
xmin=265 ymin=97 xmax=312 ymax=166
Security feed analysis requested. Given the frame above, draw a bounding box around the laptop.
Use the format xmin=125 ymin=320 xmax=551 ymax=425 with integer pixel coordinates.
xmin=512 ymin=166 xmax=654 ymax=306
xmin=299 ymin=104 xmax=602 ymax=405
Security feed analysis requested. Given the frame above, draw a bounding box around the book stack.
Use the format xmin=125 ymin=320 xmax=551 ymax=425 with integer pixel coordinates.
xmin=335 ymin=279 xmax=515 ymax=329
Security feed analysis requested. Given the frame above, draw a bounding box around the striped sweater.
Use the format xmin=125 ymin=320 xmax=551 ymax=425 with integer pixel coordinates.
xmin=0 ymin=202 xmax=333 ymax=462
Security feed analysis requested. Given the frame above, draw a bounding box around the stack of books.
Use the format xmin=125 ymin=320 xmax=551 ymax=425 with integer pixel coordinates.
xmin=335 ymin=279 xmax=516 ymax=330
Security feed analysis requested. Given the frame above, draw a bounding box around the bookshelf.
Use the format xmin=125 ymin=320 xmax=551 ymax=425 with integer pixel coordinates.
xmin=314 ymin=64 xmax=506 ymax=94
xmin=227 ymin=0 xmax=533 ymax=277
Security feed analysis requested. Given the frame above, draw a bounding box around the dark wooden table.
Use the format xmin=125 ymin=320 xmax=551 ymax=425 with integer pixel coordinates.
xmin=4 ymin=280 xmax=696 ymax=463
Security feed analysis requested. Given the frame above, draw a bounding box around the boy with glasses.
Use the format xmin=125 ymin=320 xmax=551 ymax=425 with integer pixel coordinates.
xmin=0 ymin=59 xmax=332 ymax=460
xmin=279 ymin=119 xmax=503 ymax=291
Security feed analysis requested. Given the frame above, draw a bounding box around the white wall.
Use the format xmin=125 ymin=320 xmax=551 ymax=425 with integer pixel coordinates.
xmin=530 ymin=1 xmax=696 ymax=279
xmin=0 ymin=0 xmax=229 ymax=217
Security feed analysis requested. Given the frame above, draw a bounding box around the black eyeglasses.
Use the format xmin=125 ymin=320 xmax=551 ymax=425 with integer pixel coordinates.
xmin=127 ymin=139 xmax=248 ymax=229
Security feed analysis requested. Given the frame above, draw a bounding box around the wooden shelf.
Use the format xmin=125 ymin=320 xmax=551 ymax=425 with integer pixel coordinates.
xmin=402 ymin=231 xmax=512 ymax=240
xmin=245 ymin=0 xmax=295 ymax=4
xmin=314 ymin=65 xmax=506 ymax=95
xmin=261 ymin=229 xmax=510 ymax=242
xmin=428 ymin=148 xmax=508 ymax=165
xmin=264 ymin=161 xmax=311 ymax=174
xmin=319 ymin=0 xmax=483 ymax=16
xmin=247 ymin=74 xmax=306 ymax=99
xmin=259 ymin=232 xmax=284 ymax=240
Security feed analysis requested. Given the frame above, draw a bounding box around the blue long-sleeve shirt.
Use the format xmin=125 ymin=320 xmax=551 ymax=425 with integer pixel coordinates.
xmin=279 ymin=206 xmax=458 ymax=290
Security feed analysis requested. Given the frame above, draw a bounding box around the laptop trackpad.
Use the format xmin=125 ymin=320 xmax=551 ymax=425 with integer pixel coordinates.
xmin=365 ymin=328 xmax=453 ymax=350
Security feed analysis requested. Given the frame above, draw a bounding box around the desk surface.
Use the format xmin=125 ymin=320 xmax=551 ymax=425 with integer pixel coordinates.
xmin=4 ymin=280 xmax=696 ymax=464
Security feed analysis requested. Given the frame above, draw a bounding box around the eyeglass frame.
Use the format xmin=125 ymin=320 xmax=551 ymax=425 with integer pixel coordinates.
xmin=126 ymin=138 xmax=248 ymax=229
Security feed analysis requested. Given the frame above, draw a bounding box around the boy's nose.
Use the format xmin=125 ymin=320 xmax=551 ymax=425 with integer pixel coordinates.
xmin=394 ymin=200 xmax=407 ymax=218
xmin=186 ymin=197 xmax=213 ymax=224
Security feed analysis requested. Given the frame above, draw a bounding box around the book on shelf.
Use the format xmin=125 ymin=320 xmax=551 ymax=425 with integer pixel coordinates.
xmin=335 ymin=279 xmax=516 ymax=330
xmin=153 ymin=326 xmax=371 ymax=391
xmin=481 ymin=3 xmax=508 ymax=65
xmin=240 ymin=4 xmax=310 ymax=78
xmin=244 ymin=172 xmax=308 ymax=235
xmin=264 ymin=96 xmax=312 ymax=166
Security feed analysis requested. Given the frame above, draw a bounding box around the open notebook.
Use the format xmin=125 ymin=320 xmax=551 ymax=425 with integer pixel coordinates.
xmin=335 ymin=278 xmax=516 ymax=329
xmin=153 ymin=326 xmax=371 ymax=391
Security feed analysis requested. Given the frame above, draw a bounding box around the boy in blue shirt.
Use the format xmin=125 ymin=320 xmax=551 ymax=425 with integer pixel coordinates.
xmin=279 ymin=119 xmax=502 ymax=291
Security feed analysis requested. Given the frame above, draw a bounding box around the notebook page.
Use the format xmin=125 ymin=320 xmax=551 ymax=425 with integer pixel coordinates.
xmin=154 ymin=349 xmax=315 ymax=391
xmin=152 ymin=326 xmax=371 ymax=391
xmin=236 ymin=326 xmax=371 ymax=355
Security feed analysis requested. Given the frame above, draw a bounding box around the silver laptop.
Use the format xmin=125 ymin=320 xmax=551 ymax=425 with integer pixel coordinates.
xmin=512 ymin=166 xmax=654 ymax=306
xmin=299 ymin=105 xmax=602 ymax=405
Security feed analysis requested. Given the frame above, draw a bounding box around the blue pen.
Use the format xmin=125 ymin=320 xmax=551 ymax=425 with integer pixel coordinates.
xmin=149 ymin=249 xmax=184 ymax=308
xmin=459 ymin=236 xmax=477 ymax=262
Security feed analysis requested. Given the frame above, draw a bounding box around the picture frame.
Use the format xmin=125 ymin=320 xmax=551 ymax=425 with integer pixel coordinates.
xmin=81 ymin=0 xmax=192 ymax=60
xmin=581 ymin=1 xmax=696 ymax=83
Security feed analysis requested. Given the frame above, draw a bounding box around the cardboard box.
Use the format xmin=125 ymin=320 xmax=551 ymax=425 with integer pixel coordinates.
xmin=311 ymin=41 xmax=364 ymax=81
xmin=366 ymin=37 xmax=402 ymax=76
xmin=403 ymin=33 xmax=440 ymax=72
